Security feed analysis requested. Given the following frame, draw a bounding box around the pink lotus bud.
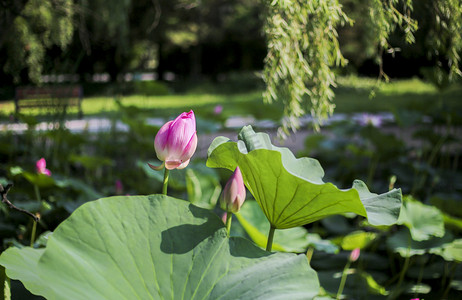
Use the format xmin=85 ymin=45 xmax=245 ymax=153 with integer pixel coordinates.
xmin=349 ymin=248 xmax=360 ymax=262
xmin=220 ymin=166 xmax=246 ymax=213
xmin=36 ymin=158 xmax=51 ymax=176
xmin=154 ymin=110 xmax=198 ymax=170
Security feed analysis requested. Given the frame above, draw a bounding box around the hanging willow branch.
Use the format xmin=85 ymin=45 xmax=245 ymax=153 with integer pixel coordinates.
xmin=263 ymin=0 xmax=418 ymax=135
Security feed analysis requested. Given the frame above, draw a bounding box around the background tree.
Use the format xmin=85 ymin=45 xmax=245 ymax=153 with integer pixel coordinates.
xmin=262 ymin=0 xmax=462 ymax=133
xmin=0 ymin=0 xmax=74 ymax=84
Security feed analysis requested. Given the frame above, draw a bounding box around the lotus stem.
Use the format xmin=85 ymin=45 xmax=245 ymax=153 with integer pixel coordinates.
xmin=266 ymin=225 xmax=276 ymax=252
xmin=30 ymin=220 xmax=37 ymax=247
xmin=336 ymin=260 xmax=351 ymax=299
xmin=225 ymin=212 xmax=233 ymax=236
xmin=442 ymin=262 xmax=458 ymax=299
xmin=162 ymin=169 xmax=170 ymax=195
xmin=30 ymin=184 xmax=42 ymax=247
xmin=34 ymin=184 xmax=41 ymax=202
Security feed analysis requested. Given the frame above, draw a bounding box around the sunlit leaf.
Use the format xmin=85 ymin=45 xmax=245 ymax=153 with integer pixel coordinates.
xmin=431 ymin=239 xmax=462 ymax=262
xmin=398 ymin=197 xmax=445 ymax=241
xmin=0 ymin=195 xmax=319 ymax=299
xmin=358 ymin=272 xmax=389 ymax=296
xmin=339 ymin=231 xmax=378 ymax=250
xmin=207 ymin=126 xmax=401 ymax=229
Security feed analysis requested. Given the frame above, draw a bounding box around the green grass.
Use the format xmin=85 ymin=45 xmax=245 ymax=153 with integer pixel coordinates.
xmin=1 ymin=77 xmax=461 ymax=122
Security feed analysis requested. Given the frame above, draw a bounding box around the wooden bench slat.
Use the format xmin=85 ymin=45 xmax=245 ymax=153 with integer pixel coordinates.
xmin=15 ymin=85 xmax=83 ymax=119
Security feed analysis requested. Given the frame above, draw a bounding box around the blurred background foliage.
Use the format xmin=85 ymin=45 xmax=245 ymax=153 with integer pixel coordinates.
xmin=1 ymin=0 xmax=462 ymax=298
xmin=1 ymin=1 xmax=461 ymax=127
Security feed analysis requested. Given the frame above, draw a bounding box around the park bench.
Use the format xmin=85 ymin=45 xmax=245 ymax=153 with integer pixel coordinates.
xmin=14 ymin=85 xmax=83 ymax=118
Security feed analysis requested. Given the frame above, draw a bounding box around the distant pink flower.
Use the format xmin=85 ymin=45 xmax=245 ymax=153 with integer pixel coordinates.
xmin=153 ymin=110 xmax=197 ymax=170
xmin=36 ymin=158 xmax=51 ymax=176
xmin=115 ymin=180 xmax=123 ymax=195
xmin=35 ymin=157 xmax=51 ymax=176
xmin=220 ymin=166 xmax=246 ymax=213
xmin=349 ymin=248 xmax=360 ymax=262
xmin=214 ymin=105 xmax=223 ymax=115
xmin=357 ymin=113 xmax=383 ymax=127
xmin=221 ymin=212 xmax=227 ymax=224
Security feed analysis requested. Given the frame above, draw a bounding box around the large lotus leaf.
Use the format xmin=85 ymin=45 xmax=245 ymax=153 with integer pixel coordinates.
xmin=235 ymin=200 xmax=338 ymax=253
xmin=207 ymin=126 xmax=402 ymax=229
xmin=0 ymin=195 xmax=319 ymax=300
xmin=397 ymin=197 xmax=445 ymax=241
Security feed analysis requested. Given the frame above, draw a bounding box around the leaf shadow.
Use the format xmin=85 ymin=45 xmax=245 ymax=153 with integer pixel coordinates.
xmin=160 ymin=204 xmax=223 ymax=254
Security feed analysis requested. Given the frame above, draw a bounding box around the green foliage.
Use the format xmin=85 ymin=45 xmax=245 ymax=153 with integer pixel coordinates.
xmin=263 ymin=0 xmax=351 ymax=133
xmin=134 ymin=80 xmax=170 ymax=96
xmin=398 ymin=196 xmax=445 ymax=241
xmin=423 ymin=0 xmax=462 ymax=83
xmin=3 ymin=0 xmax=74 ymax=83
xmin=0 ymin=195 xmax=320 ymax=299
xmin=262 ymin=0 xmax=420 ymax=132
xmin=338 ymin=231 xmax=378 ymax=250
xmin=387 ymin=229 xmax=454 ymax=258
xmin=185 ymin=165 xmax=222 ymax=210
xmin=0 ymin=266 xmax=11 ymax=300
xmin=207 ymin=126 xmax=402 ymax=229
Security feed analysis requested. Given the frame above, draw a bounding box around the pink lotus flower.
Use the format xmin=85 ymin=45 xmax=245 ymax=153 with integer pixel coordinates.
xmin=349 ymin=248 xmax=360 ymax=262
xmin=153 ymin=110 xmax=197 ymax=170
xmin=36 ymin=158 xmax=51 ymax=176
xmin=220 ymin=166 xmax=246 ymax=213
xmin=214 ymin=105 xmax=223 ymax=115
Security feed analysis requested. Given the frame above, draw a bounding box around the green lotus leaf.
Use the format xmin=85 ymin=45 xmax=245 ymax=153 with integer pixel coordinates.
xmin=207 ymin=126 xmax=402 ymax=229
xmin=0 ymin=195 xmax=319 ymax=300
xmin=430 ymin=239 xmax=462 ymax=262
xmin=22 ymin=172 xmax=55 ymax=188
xmin=387 ymin=228 xmax=454 ymax=258
xmin=236 ymin=200 xmax=338 ymax=253
xmin=339 ymin=230 xmax=378 ymax=250
xmin=397 ymin=197 xmax=445 ymax=241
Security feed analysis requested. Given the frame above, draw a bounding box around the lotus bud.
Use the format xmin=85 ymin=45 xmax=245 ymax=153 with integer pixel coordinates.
xmin=220 ymin=166 xmax=246 ymax=213
xmin=349 ymin=248 xmax=360 ymax=262
xmin=154 ymin=110 xmax=198 ymax=170
xmin=36 ymin=158 xmax=51 ymax=176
